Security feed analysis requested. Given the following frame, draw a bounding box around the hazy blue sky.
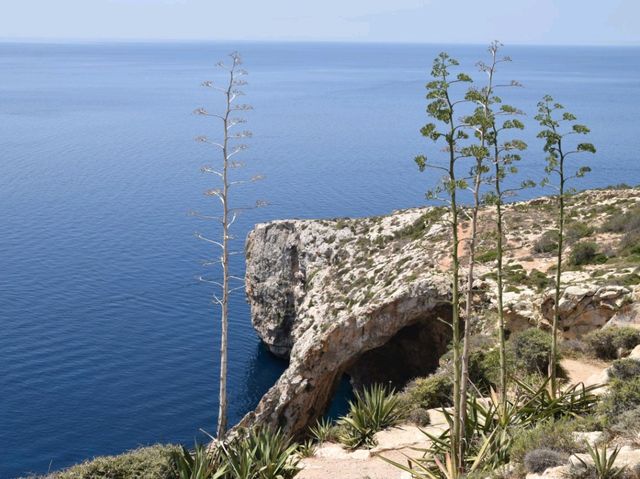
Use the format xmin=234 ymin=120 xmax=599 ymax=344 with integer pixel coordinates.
xmin=2 ymin=0 xmax=638 ymax=45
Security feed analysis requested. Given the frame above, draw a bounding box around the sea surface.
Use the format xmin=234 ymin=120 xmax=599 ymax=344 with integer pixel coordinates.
xmin=1 ymin=41 xmax=639 ymax=478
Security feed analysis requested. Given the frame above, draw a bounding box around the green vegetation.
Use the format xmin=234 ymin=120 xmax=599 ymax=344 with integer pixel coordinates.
xmin=383 ymin=378 xmax=599 ymax=478
xmin=509 ymin=418 xmax=581 ymax=464
xmin=534 ymin=229 xmax=559 ymax=254
xmin=598 ymin=377 xmax=640 ymax=422
xmin=584 ymin=327 xmax=640 ymax=360
xmin=574 ymin=443 xmax=626 ymax=479
xmin=336 ymin=384 xmax=404 ymax=449
xmin=569 ymin=241 xmax=607 ymax=266
xmin=173 ymin=444 xmax=225 ymax=479
xmin=566 ymin=222 xmax=595 ymax=244
xmin=608 ymin=358 xmax=640 ymax=380
xmin=221 ymin=427 xmax=300 ymax=479
xmin=536 ymin=94 xmax=596 ymax=396
xmin=511 ymin=328 xmax=556 ymax=375
xmin=523 ymin=448 xmax=568 ymax=473
xmin=44 ymin=445 xmax=180 ymax=479
xmin=401 ymin=372 xmax=453 ymax=410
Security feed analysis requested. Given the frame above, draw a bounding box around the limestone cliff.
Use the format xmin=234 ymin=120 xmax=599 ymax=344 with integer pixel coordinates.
xmin=239 ymin=188 xmax=640 ymax=436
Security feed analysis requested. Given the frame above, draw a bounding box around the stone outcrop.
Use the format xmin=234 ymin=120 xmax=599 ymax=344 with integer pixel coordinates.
xmin=540 ymin=285 xmax=631 ymax=338
xmin=240 ymin=189 xmax=640 ymax=436
xmin=240 ymin=210 xmax=454 ymax=436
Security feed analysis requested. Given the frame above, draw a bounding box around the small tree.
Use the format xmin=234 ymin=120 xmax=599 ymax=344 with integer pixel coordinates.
xmin=415 ymin=52 xmax=472 ymax=475
xmin=469 ymin=42 xmax=529 ymax=408
xmin=193 ymin=52 xmax=263 ymax=437
xmin=536 ymin=95 xmax=595 ymax=396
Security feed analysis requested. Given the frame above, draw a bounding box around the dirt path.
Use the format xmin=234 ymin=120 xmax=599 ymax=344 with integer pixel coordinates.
xmin=561 ymin=357 xmax=609 ymax=387
xmin=296 ymin=358 xmax=613 ymax=479
xmin=297 ymin=413 xmax=448 ymax=479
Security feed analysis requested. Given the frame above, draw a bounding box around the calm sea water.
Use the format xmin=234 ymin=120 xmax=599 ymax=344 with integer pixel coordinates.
xmin=1 ymin=41 xmax=639 ymax=477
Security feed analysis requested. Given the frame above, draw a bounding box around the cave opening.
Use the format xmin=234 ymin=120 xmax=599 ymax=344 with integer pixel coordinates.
xmin=325 ymin=304 xmax=453 ymax=418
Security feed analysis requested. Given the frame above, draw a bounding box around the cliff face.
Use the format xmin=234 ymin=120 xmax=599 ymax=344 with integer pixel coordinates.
xmin=240 ymin=188 xmax=640 ymax=437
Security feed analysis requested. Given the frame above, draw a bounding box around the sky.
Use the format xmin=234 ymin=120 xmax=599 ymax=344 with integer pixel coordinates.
xmin=2 ymin=0 xmax=639 ymax=45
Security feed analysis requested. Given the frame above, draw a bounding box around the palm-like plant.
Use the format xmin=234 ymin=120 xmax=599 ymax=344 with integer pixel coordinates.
xmin=223 ymin=427 xmax=301 ymax=479
xmin=576 ymin=443 xmax=626 ymax=479
xmin=337 ymin=384 xmax=404 ymax=449
xmin=172 ymin=443 xmax=226 ymax=479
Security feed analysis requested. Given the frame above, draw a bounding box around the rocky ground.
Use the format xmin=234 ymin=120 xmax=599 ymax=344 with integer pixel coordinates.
xmin=296 ymin=347 xmax=640 ymax=479
xmin=240 ymin=187 xmax=640 ymax=437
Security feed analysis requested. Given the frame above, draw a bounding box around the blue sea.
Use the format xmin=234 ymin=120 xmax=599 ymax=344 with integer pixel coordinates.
xmin=1 ymin=41 xmax=639 ymax=478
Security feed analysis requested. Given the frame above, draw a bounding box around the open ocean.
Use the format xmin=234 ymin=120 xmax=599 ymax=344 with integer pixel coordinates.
xmin=1 ymin=41 xmax=639 ymax=477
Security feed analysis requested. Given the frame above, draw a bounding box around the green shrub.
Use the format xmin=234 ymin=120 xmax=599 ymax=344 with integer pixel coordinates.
xmin=511 ymin=328 xmax=555 ymax=375
xmin=524 ymin=448 xmax=568 ymax=473
xmin=308 ymin=417 xmax=334 ymax=443
xmin=609 ymin=358 xmax=640 ymax=380
xmin=560 ymin=339 xmax=590 ymax=359
xmin=585 ymin=327 xmax=640 ymax=360
xmin=406 ymin=407 xmax=431 ymax=427
xmin=337 ymin=384 xmax=403 ymax=449
xmin=173 ymin=443 xmax=225 ymax=479
xmin=527 ymin=269 xmax=551 ymax=291
xmin=46 ymin=445 xmax=180 ymax=479
xmin=570 ymin=242 xmax=606 ymax=266
xmin=606 ymin=406 xmax=640 ymax=442
xmin=223 ymin=427 xmax=300 ymax=479
xmin=401 ymin=372 xmax=452 ymax=410
xmin=477 ymin=249 xmax=498 ymax=263
xmin=575 ymin=443 xmax=626 ymax=479
xmin=601 ymin=206 xmax=640 ymax=233
xmin=566 ymin=222 xmax=594 ymax=244
xmin=509 ymin=418 xmax=582 ymax=465
xmin=534 ymin=230 xmax=559 ymax=254
xmin=598 ymin=377 xmax=640 ymax=422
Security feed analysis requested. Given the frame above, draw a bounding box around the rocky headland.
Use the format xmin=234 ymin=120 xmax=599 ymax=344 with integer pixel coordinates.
xmin=239 ymin=187 xmax=640 ymax=437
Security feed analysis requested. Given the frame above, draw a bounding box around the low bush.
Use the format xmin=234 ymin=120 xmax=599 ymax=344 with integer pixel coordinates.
xmin=534 ymin=230 xmax=559 ymax=254
xmin=601 ymin=206 xmax=640 ymax=234
xmin=606 ymin=406 xmax=640 ymax=443
xmin=511 ymin=328 xmax=555 ymax=375
xmin=524 ymin=448 xmax=568 ymax=473
xmin=45 ymin=444 xmax=180 ymax=479
xmin=598 ymin=377 xmax=640 ymax=422
xmin=585 ymin=327 xmax=640 ymax=360
xmin=566 ymin=222 xmax=594 ymax=244
xmin=609 ymin=358 xmax=640 ymax=381
xmin=477 ymin=249 xmax=498 ymax=263
xmin=406 ymin=407 xmax=431 ymax=427
xmin=509 ymin=418 xmax=582 ymax=465
xmin=570 ymin=242 xmax=606 ymax=266
xmin=560 ymin=339 xmax=590 ymax=358
xmin=528 ymin=269 xmax=551 ymax=291
xmin=401 ymin=372 xmax=452 ymax=410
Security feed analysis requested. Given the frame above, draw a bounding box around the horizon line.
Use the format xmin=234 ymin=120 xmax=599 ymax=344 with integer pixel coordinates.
xmin=1 ymin=37 xmax=639 ymax=48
